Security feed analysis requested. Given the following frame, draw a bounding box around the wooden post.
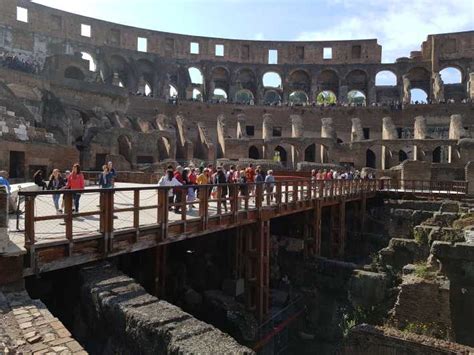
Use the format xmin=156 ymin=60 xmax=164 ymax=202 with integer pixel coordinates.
xmin=154 ymin=245 xmax=167 ymax=299
xmin=133 ymin=190 xmax=140 ymax=242
xmin=199 ymin=186 xmax=209 ymax=232
xmin=314 ymin=200 xmax=322 ymax=256
xmin=24 ymin=195 xmax=35 ymax=248
xmin=158 ymin=189 xmax=169 ymax=241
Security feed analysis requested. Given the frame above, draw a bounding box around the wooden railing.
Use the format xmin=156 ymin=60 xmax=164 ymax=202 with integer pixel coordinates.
xmin=379 ymin=179 xmax=468 ymax=197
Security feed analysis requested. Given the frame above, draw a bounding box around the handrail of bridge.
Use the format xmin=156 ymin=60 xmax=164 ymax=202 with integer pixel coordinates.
xmin=378 ymin=179 xmax=468 ymax=196
xmin=17 ymin=179 xmax=379 ymax=251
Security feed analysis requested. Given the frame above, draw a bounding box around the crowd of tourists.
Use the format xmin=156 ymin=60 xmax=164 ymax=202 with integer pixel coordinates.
xmin=0 ymin=51 xmax=41 ymax=74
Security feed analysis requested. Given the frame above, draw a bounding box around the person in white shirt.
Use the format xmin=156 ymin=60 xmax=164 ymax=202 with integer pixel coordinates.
xmin=158 ymin=169 xmax=182 ymax=210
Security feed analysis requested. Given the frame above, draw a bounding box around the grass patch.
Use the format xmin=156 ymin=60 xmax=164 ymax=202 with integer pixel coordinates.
xmin=413 ymin=262 xmax=436 ymax=280
xmin=452 ymin=213 xmax=474 ymax=230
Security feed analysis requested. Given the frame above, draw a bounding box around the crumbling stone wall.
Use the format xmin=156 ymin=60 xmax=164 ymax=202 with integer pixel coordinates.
xmin=79 ymin=263 xmax=253 ymax=354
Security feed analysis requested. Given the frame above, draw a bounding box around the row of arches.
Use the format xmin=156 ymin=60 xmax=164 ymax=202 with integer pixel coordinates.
xmin=64 ymin=51 xmax=466 ymax=104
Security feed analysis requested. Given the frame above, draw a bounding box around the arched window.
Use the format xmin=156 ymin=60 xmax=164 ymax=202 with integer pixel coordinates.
xmin=249 ymin=146 xmax=260 ymax=159
xmin=275 ymin=146 xmax=287 ymax=166
xmin=366 ymin=149 xmax=376 ymax=168
xmin=212 ymin=88 xmax=227 ymax=102
xmin=439 ymin=67 xmax=462 ymax=84
xmin=263 ymin=72 xmax=282 ymax=88
xmin=289 ymin=91 xmax=308 ymax=105
xmin=348 ymin=90 xmax=366 ymax=106
xmin=64 ymin=66 xmax=85 ymax=81
xmin=399 ymin=150 xmax=408 ymax=162
xmin=304 ymin=144 xmax=316 ymax=162
xmin=235 ymin=89 xmax=254 ymax=104
xmin=192 ymin=88 xmax=202 ymax=101
xmin=188 ymin=67 xmax=203 ymax=85
xmin=410 ymin=88 xmax=428 ymax=104
xmin=316 ymin=90 xmax=337 ymax=106
xmin=264 ymin=90 xmax=281 ymax=105
xmin=375 ymin=70 xmax=397 ymax=86
xmin=81 ymin=52 xmax=96 ymax=72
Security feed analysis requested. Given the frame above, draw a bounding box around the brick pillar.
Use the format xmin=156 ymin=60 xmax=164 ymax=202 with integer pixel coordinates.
xmin=0 ymin=186 xmax=9 ymax=254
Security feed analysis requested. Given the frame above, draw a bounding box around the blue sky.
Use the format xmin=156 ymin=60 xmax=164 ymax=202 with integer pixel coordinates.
xmin=32 ymin=0 xmax=473 ymax=101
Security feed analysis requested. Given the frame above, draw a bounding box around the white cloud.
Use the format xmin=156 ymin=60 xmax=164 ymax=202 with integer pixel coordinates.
xmin=297 ymin=0 xmax=474 ymax=63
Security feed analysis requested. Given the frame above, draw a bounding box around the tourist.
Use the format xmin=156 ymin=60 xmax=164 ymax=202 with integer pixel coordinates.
xmin=216 ymin=167 xmax=228 ymax=212
xmin=64 ymin=163 xmax=85 ymax=213
xmin=188 ymin=167 xmax=197 ymax=209
xmin=197 ymin=167 xmax=208 ymax=185
xmin=0 ymin=170 xmax=11 ymax=194
xmin=173 ymin=166 xmax=185 ymax=213
xmin=238 ymin=170 xmax=248 ymax=197
xmin=47 ymin=169 xmax=65 ymax=214
xmin=158 ymin=169 xmax=182 ymax=210
xmin=33 ymin=170 xmax=47 ymax=190
xmin=265 ymin=170 xmax=276 ymax=203
xmin=107 ymin=161 xmax=117 ymax=187
xmin=98 ymin=165 xmax=114 ymax=188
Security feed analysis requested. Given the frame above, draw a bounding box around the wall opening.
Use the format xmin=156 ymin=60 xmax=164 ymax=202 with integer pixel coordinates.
xmin=81 ymin=24 xmax=91 ymax=38
xmin=190 ymin=42 xmax=200 ymax=54
xmin=316 ymin=90 xmax=337 ymax=106
xmin=170 ymin=85 xmax=178 ymax=98
xmin=375 ymin=71 xmax=397 ymax=86
xmin=81 ymin=52 xmax=96 ymax=72
xmin=275 ymin=146 xmax=287 ymax=166
xmin=9 ymin=151 xmax=25 ymax=179
xmin=304 ymin=144 xmax=316 ymax=162
xmin=249 ymin=146 xmax=260 ymax=159
xmin=263 ymin=90 xmax=281 ymax=105
xmin=137 ymin=37 xmax=148 ymax=52
xmin=212 ymin=88 xmax=227 ymax=102
xmin=192 ymin=88 xmax=202 ymax=101
xmin=410 ymin=88 xmax=428 ymax=104
xmin=366 ymin=149 xmax=376 ymax=168
xmin=17 ymin=6 xmax=28 ymax=23
xmin=64 ymin=67 xmax=85 ymax=81
xmin=399 ymin=150 xmax=408 ymax=163
xmin=235 ymin=89 xmax=254 ymax=105
xmin=188 ymin=67 xmax=203 ymax=85
xmin=215 ymin=44 xmax=224 ymax=57
xmin=439 ymin=67 xmax=462 ymax=84
xmin=268 ymin=49 xmax=278 ymax=64
xmin=348 ymin=90 xmax=366 ymax=106
xmin=289 ymin=91 xmax=308 ymax=106
xmin=263 ymin=72 xmax=282 ymax=88
xmin=323 ymin=47 xmax=332 ymax=59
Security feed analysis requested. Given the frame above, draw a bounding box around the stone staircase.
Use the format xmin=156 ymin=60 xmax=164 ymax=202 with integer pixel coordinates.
xmin=0 ymin=290 xmax=86 ymax=354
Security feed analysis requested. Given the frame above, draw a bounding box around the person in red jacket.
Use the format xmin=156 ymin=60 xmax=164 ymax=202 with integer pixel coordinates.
xmin=173 ymin=166 xmax=184 ymax=213
xmin=65 ymin=163 xmax=85 ymax=213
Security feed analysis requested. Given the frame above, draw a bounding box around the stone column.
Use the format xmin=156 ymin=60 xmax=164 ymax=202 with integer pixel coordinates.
xmin=351 ymin=118 xmax=364 ymax=142
xmin=382 ymin=117 xmax=398 ymax=140
xmin=321 ymin=118 xmax=336 ymax=164
xmin=338 ymin=85 xmax=348 ymax=105
xmin=367 ymin=78 xmax=377 ymax=105
xmin=414 ymin=116 xmax=428 ymax=139
xmin=291 ymin=115 xmax=304 ymax=138
xmin=469 ymin=73 xmax=474 ymax=100
xmin=262 ymin=114 xmax=273 ymax=159
xmin=0 ymin=186 xmax=9 ymax=254
xmin=236 ymin=114 xmax=247 ymax=139
xmin=466 ymin=161 xmax=474 ymax=196
xmin=449 ymin=114 xmax=467 ymax=140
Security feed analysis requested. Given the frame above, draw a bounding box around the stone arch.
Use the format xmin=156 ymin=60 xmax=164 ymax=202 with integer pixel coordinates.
xmin=348 ymin=90 xmax=366 ymax=106
xmin=346 ymin=69 xmax=368 ymax=92
xmin=81 ymin=52 xmax=96 ymax=72
xmin=169 ymin=84 xmax=178 ymax=97
xmin=304 ymin=144 xmax=316 ymax=162
xmin=410 ymin=88 xmax=428 ymax=103
xmin=249 ymin=145 xmax=260 ymax=159
xmin=375 ymin=70 xmax=397 ymax=86
xmin=64 ymin=66 xmax=85 ymax=80
xmin=366 ymin=149 xmax=376 ymax=168
xmin=289 ymin=91 xmax=309 ymax=106
xmin=211 ymin=66 xmax=230 ymax=95
xmin=136 ymin=58 xmax=155 ymax=93
xmin=399 ymin=149 xmax=408 ymax=163
xmin=188 ymin=67 xmax=204 ymax=85
xmin=236 ymin=67 xmax=257 ymax=94
xmin=275 ymin=146 xmax=288 ymax=166
xmin=212 ymin=88 xmax=228 ymax=102
xmin=288 ymin=69 xmax=311 ymax=93
xmin=235 ymin=89 xmax=254 ymax=104
xmin=406 ymin=67 xmax=431 ymax=95
xmin=316 ymin=90 xmax=337 ymax=106
xmin=439 ymin=66 xmax=463 ymax=84
xmin=109 ymin=55 xmax=129 ymax=87
xmin=263 ymin=90 xmax=281 ymax=105
xmin=317 ymin=69 xmax=339 ymax=95
xmin=191 ymin=88 xmax=203 ymax=101
xmin=263 ymin=72 xmax=282 ymax=88
xmin=157 ymin=136 xmax=172 ymax=160
xmin=433 ymin=146 xmax=449 ymax=163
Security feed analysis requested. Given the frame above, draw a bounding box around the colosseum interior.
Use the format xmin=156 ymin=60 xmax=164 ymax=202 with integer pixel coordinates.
xmin=0 ymin=0 xmax=474 ymax=354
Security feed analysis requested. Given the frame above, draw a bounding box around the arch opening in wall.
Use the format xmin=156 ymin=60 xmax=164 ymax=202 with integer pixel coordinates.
xmin=289 ymin=91 xmax=309 ymax=106
xmin=410 ymin=88 xmax=428 ymax=104
xmin=346 ymin=69 xmax=367 ymax=91
xmin=192 ymin=88 xmax=202 ymax=101
xmin=235 ymin=89 xmax=254 ymax=105
xmin=375 ymin=70 xmax=397 ymax=86
xmin=188 ymin=67 xmax=204 ymax=85
xmin=289 ymin=69 xmax=311 ymax=92
xmin=406 ymin=67 xmax=430 ymax=96
xmin=211 ymin=66 xmax=230 ymax=93
xmin=249 ymin=146 xmax=260 ymax=159
xmin=169 ymin=84 xmax=178 ymax=98
xmin=317 ymin=69 xmax=339 ymax=93
xmin=274 ymin=146 xmax=287 ymax=166
xmin=348 ymin=90 xmax=366 ymax=106
xmin=304 ymin=144 xmax=316 ymax=162
xmin=440 ymin=67 xmax=462 ymax=84
xmin=316 ymin=90 xmax=337 ymax=106
xmin=81 ymin=52 xmax=96 ymax=72
xmin=433 ymin=146 xmax=449 ymax=163
xmin=212 ymin=88 xmax=227 ymax=103
xmin=264 ymin=90 xmax=281 ymax=105
xmin=366 ymin=149 xmax=376 ymax=168
xmin=64 ymin=66 xmax=85 ymax=81
xmin=109 ymin=55 xmax=129 ymax=86
xmin=399 ymin=150 xmax=408 ymax=163
xmin=236 ymin=68 xmax=257 ymax=94
xmin=263 ymin=72 xmax=282 ymax=88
